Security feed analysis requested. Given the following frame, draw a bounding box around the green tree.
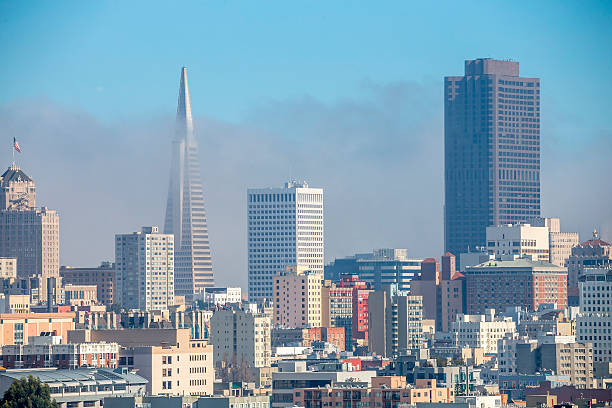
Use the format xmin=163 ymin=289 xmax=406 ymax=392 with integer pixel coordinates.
xmin=1 ymin=375 xmax=59 ymax=408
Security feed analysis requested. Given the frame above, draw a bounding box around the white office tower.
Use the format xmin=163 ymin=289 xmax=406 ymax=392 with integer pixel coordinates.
xmin=115 ymin=226 xmax=175 ymax=311
xmin=247 ymin=181 xmax=324 ymax=300
xmin=164 ymin=67 xmax=214 ymax=302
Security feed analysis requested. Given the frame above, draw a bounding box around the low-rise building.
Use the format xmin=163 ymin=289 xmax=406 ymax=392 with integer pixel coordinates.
xmin=196 ymin=287 xmax=242 ymax=306
xmin=0 ymin=257 xmax=17 ymax=279
xmin=0 ymin=293 xmax=30 ymax=313
xmin=0 ymin=367 xmax=147 ymax=408
xmin=0 ymin=312 xmax=75 ymax=345
xmin=294 ymin=377 xmax=454 ymax=408
xmin=271 ymin=327 xmax=345 ymax=351
xmin=92 ymin=328 xmax=214 ymax=396
xmin=0 ymin=334 xmax=119 ymax=369
xmin=272 ymin=360 xmax=376 ymax=408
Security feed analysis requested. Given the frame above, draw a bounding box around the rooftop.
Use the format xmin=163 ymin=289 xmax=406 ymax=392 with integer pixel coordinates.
xmin=0 ymin=165 xmax=32 ymax=183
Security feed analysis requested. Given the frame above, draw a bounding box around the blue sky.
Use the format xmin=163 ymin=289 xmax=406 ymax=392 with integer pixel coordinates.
xmin=1 ymin=1 xmax=611 ymax=125
xmin=0 ymin=1 xmax=611 ymax=285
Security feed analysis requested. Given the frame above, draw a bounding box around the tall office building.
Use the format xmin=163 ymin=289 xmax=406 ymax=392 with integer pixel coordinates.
xmin=0 ymin=165 xmax=59 ymax=301
xmin=444 ymin=59 xmax=541 ymax=259
xmin=247 ymin=181 xmax=324 ymax=300
xmin=164 ymin=67 xmax=214 ymax=300
xmin=115 ymin=226 xmax=174 ymax=311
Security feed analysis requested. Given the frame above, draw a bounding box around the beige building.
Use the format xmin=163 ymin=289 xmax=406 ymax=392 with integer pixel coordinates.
xmin=63 ymin=284 xmax=98 ymax=306
xmin=0 ymin=258 xmax=16 ymax=279
xmin=210 ymin=307 xmax=271 ymax=369
xmin=0 ymin=166 xmax=60 ymax=302
xmin=517 ymin=339 xmax=594 ymax=389
xmin=486 ymin=223 xmax=550 ymax=262
xmin=115 ymin=226 xmax=174 ymax=311
xmin=0 ymin=293 xmax=30 ymax=313
xmin=528 ymin=217 xmax=579 ymax=268
xmin=93 ymin=328 xmax=214 ymax=396
xmin=273 ymin=265 xmax=322 ymax=328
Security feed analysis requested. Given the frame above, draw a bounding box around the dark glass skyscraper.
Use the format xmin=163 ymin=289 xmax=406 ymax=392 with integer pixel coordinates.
xmin=444 ymin=59 xmax=541 ymax=258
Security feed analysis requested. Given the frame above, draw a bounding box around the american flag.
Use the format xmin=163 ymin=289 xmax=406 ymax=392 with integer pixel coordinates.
xmin=13 ymin=137 xmax=21 ymax=153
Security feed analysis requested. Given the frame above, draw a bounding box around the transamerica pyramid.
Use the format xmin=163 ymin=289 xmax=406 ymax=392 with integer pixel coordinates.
xmin=164 ymin=67 xmax=214 ymax=300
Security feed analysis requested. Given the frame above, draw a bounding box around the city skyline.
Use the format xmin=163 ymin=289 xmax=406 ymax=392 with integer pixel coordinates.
xmin=0 ymin=2 xmax=610 ymax=289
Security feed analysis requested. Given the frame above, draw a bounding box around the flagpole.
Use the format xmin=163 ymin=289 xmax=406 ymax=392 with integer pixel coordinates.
xmin=12 ymin=140 xmax=15 ymax=167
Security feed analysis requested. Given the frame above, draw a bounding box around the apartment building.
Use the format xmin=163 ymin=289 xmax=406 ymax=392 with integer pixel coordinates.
xmin=273 ymin=265 xmax=322 ymax=328
xmin=486 ymin=224 xmax=550 ymax=262
xmin=451 ymin=309 xmax=516 ymax=354
xmin=0 ymin=312 xmax=75 ymax=345
xmin=368 ymin=284 xmax=423 ymax=357
xmin=210 ymin=307 xmax=271 ymax=368
xmin=96 ymin=328 xmax=214 ymax=396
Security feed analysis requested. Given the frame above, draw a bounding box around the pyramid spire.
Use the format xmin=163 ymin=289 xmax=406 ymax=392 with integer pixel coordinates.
xmin=176 ymin=67 xmax=194 ymax=141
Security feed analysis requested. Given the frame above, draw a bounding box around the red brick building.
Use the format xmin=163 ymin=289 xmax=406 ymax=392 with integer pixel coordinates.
xmin=60 ymin=262 xmax=116 ymax=306
xmin=464 ymin=256 xmax=567 ymax=314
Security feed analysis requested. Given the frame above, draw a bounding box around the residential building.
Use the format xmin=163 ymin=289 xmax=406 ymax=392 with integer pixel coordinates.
xmin=444 ymin=58 xmax=541 ymax=260
xmin=577 ymin=267 xmax=612 ymax=363
xmin=247 ymin=181 xmax=324 ymax=300
xmin=0 ymin=367 xmax=147 ymax=408
xmin=321 ymin=279 xmax=352 ymax=347
xmin=60 ymin=262 xmax=116 ymax=305
xmin=0 ymin=257 xmax=16 ymax=279
xmin=368 ymin=284 xmax=423 ymax=357
xmin=567 ymin=230 xmax=612 ymax=304
xmin=464 ymin=256 xmax=567 ymax=313
xmin=498 ymin=335 xmax=537 ymax=375
xmin=115 ymin=226 xmax=174 ymax=311
xmin=0 ymin=312 xmax=75 ymax=345
xmin=0 ymin=165 xmax=60 ymax=302
xmin=272 ymin=360 xmax=377 ymax=408
xmin=516 ymin=339 xmax=594 ymax=388
xmin=210 ymin=307 xmax=271 ymax=369
xmin=451 ymin=309 xmax=516 ymax=354
xmin=486 ymin=223 xmax=550 ymax=262
xmin=164 ymin=67 xmax=214 ymax=300
xmin=273 ymin=265 xmax=322 ymax=328
xmin=293 ymin=377 xmax=454 ymax=408
xmin=325 ymin=249 xmax=422 ymax=292
xmin=94 ymin=328 xmax=214 ymax=396
xmin=0 ymin=334 xmax=119 ymax=369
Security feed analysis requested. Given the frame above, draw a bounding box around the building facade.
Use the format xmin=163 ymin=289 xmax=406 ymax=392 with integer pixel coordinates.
xmin=0 ymin=312 xmax=75 ymax=345
xmin=0 ymin=166 xmax=60 ymax=302
xmin=577 ymin=267 xmax=612 ymax=363
xmin=368 ymin=284 xmax=423 ymax=357
xmin=325 ymin=249 xmax=422 ymax=292
xmin=164 ymin=67 xmax=214 ymax=300
xmin=444 ymin=58 xmax=541 ymax=260
xmin=0 ymin=257 xmax=16 ymax=279
xmin=210 ymin=307 xmax=271 ymax=369
xmin=115 ymin=226 xmax=174 ymax=311
xmin=486 ymin=223 xmax=550 ymax=262
xmin=451 ymin=310 xmax=516 ymax=354
xmin=273 ymin=266 xmax=323 ymax=328
xmin=464 ymin=256 xmax=567 ymax=313
xmin=567 ymin=230 xmax=611 ymax=304
xmin=247 ymin=181 xmax=324 ymax=300
xmin=60 ymin=262 xmax=116 ymax=305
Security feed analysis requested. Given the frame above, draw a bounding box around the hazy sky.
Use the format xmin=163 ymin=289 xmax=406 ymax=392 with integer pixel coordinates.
xmin=0 ymin=1 xmax=611 ymax=288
